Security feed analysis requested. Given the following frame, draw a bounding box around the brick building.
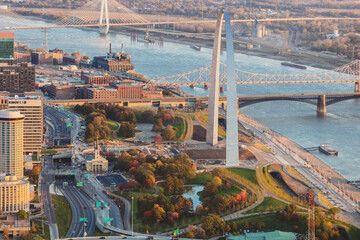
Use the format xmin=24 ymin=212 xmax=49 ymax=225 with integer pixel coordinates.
xmin=31 ymin=52 xmax=53 ymax=65
xmin=0 ymin=62 xmax=35 ymax=92
xmin=14 ymin=52 xmax=31 ymax=63
xmin=81 ymin=72 xmax=117 ymax=84
xmin=63 ymin=55 xmax=81 ymax=65
xmin=49 ymin=84 xmax=76 ymax=99
xmin=84 ymin=84 xmax=142 ymax=99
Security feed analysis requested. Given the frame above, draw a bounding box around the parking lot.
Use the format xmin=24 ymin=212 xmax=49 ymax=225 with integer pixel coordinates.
xmin=96 ymin=174 xmax=128 ymax=188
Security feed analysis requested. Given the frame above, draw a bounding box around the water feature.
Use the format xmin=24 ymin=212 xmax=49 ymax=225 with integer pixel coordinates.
xmin=2 ymin=15 xmax=360 ymax=180
xmin=183 ymin=185 xmax=204 ymax=211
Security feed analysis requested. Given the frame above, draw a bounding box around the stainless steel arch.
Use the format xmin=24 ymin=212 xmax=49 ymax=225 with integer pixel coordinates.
xmin=206 ymin=9 xmax=239 ymax=166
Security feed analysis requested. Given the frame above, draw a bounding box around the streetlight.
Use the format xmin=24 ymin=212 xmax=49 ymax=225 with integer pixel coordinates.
xmin=131 ymin=196 xmax=134 ymax=236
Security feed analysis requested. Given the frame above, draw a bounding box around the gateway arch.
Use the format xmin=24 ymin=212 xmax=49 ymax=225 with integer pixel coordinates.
xmin=206 ymin=10 xmax=239 ymax=166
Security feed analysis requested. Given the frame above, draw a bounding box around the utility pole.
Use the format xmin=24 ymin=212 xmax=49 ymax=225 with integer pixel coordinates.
xmin=131 ymin=196 xmax=134 ymax=236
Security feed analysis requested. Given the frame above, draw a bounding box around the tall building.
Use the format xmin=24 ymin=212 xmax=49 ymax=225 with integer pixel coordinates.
xmin=0 ymin=33 xmax=14 ymax=59
xmin=0 ymin=110 xmax=24 ymax=179
xmin=0 ymin=110 xmax=30 ymax=213
xmin=0 ymin=62 xmax=35 ymax=92
xmin=8 ymin=96 xmax=43 ymax=155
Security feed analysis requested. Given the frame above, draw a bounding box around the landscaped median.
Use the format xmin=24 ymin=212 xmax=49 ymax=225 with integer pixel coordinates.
xmin=51 ymin=194 xmax=72 ymax=238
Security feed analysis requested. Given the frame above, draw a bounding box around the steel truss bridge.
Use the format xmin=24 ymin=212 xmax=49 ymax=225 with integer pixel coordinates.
xmin=148 ymin=60 xmax=360 ymax=86
xmin=237 ymin=92 xmax=360 ymax=108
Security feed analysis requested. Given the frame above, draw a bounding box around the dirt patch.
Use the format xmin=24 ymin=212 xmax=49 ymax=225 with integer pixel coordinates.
xmin=192 ymin=125 xmax=223 ymax=141
xmin=184 ymin=147 xmax=255 ymax=161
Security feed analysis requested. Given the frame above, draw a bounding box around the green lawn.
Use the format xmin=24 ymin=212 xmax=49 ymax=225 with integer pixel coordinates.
xmin=173 ymin=116 xmax=185 ymax=141
xmin=106 ymin=120 xmax=119 ymax=131
xmin=51 ymin=194 xmax=72 ymax=238
xmin=227 ymin=168 xmax=259 ymax=186
xmin=245 ymin=197 xmax=288 ymax=214
xmin=218 ymin=186 xmax=243 ymax=196
xmin=227 ymin=213 xmax=307 ymax=234
xmin=187 ymin=172 xmax=212 ymax=185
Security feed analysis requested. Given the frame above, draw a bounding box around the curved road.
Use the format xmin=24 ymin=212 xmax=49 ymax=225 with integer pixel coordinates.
xmin=58 ymin=181 xmax=96 ymax=238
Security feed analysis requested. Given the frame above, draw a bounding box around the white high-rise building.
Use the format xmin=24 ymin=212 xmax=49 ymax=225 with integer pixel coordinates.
xmin=0 ymin=110 xmax=24 ymax=178
xmin=0 ymin=110 xmax=30 ymax=213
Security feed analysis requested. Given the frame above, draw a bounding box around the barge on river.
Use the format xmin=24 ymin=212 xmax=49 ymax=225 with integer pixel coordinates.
xmin=281 ymin=62 xmax=307 ymax=69
xmin=318 ymin=144 xmax=338 ymax=156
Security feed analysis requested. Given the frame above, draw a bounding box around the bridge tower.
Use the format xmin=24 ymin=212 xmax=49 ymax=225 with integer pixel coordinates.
xmin=99 ymin=0 xmax=110 ymax=35
xmin=206 ymin=9 xmax=239 ymax=166
xmin=355 ymin=82 xmax=360 ymax=93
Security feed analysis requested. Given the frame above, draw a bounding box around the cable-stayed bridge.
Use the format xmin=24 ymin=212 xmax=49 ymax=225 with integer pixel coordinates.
xmin=0 ymin=0 xmax=360 ymax=32
xmin=148 ymin=60 xmax=360 ymax=86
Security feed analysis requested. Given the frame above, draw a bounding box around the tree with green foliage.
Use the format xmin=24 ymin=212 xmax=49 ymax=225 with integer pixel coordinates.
xmin=203 ymin=182 xmax=218 ymax=198
xmin=117 ymin=122 xmax=136 ymax=138
xmin=18 ymin=209 xmax=27 ymax=220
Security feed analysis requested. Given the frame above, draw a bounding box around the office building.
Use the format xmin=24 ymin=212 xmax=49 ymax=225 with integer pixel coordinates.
xmin=0 ymin=62 xmax=35 ymax=92
xmin=0 ymin=110 xmax=24 ymax=179
xmin=0 ymin=33 xmax=14 ymax=59
xmin=8 ymin=96 xmax=43 ymax=155
xmin=0 ymin=175 xmax=29 ymax=213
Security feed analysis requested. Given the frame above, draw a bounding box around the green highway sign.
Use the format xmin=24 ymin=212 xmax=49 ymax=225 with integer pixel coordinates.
xmin=104 ymin=203 xmax=109 ymax=206
xmin=84 ymin=174 xmax=90 ymax=177
xmin=70 ymin=173 xmax=75 ymax=175
xmin=104 ymin=218 xmax=113 ymax=222
xmin=79 ymin=218 xmax=87 ymax=222
xmin=96 ymin=202 xmax=101 ymax=207
xmin=76 ymin=182 xmax=83 ymax=186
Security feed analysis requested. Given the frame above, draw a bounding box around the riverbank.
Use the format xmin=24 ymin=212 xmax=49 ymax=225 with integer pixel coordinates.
xmin=13 ymin=12 xmax=352 ymax=71
xmin=115 ymin=26 xmax=350 ymax=71
xmin=237 ymin=112 xmax=360 ymax=205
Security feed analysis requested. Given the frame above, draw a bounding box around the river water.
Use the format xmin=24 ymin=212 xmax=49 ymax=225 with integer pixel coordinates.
xmin=2 ymin=16 xmax=360 ymax=180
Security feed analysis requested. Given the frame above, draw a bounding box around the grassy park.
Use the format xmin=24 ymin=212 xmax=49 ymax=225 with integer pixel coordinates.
xmin=51 ymin=194 xmax=72 ymax=238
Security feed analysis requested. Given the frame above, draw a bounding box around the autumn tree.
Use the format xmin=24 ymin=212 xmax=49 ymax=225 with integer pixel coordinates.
xmin=162 ymin=125 xmax=177 ymax=141
xmin=201 ymin=214 xmax=225 ymax=237
xmin=152 ymin=118 xmax=163 ymax=132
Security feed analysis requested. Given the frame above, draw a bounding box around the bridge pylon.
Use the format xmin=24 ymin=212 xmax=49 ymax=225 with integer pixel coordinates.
xmin=99 ymin=0 xmax=110 ymax=34
xmin=355 ymin=82 xmax=360 ymax=93
xmin=317 ymin=94 xmax=326 ymax=116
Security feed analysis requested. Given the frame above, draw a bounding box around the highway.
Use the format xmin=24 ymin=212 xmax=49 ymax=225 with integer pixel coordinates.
xmin=44 ymin=105 xmax=72 ymax=145
xmin=57 ymin=180 xmax=96 ymax=238
xmin=237 ymin=112 xmax=359 ymax=214
xmin=39 ymin=155 xmax=60 ymax=240
xmin=58 ymin=108 xmax=126 ymax=234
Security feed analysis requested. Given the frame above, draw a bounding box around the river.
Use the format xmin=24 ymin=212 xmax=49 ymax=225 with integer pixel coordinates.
xmin=2 ymin=15 xmax=360 ymax=180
